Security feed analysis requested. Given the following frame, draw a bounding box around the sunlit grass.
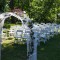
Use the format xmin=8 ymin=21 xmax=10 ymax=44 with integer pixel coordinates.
xmin=2 ymin=40 xmax=14 ymax=44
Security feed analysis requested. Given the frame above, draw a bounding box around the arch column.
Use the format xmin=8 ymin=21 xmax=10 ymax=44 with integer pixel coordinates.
xmin=0 ymin=18 xmax=5 ymax=60
xmin=0 ymin=25 xmax=2 ymax=60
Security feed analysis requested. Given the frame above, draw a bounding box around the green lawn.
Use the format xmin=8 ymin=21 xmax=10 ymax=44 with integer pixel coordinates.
xmin=38 ymin=34 xmax=60 ymax=60
xmin=1 ymin=34 xmax=60 ymax=60
xmin=2 ymin=44 xmax=27 ymax=60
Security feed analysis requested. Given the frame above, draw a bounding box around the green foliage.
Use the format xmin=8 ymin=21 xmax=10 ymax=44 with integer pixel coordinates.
xmin=9 ymin=0 xmax=15 ymax=10
xmin=0 ymin=0 xmax=6 ymax=12
xmin=4 ymin=16 xmax=22 ymax=26
xmin=8 ymin=37 xmax=13 ymax=40
xmin=3 ymin=23 xmax=10 ymax=29
xmin=0 ymin=0 xmax=60 ymax=23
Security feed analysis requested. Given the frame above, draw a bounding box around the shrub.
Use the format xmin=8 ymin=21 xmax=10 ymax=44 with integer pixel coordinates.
xmin=3 ymin=24 xmax=10 ymax=29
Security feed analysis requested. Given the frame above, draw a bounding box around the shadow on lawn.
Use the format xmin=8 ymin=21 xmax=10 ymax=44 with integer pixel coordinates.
xmin=37 ymin=34 xmax=60 ymax=60
xmin=1 ymin=43 xmax=27 ymax=60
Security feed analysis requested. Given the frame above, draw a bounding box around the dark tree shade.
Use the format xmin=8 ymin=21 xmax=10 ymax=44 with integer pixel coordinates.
xmin=9 ymin=0 xmax=14 ymax=10
xmin=0 ymin=0 xmax=6 ymax=12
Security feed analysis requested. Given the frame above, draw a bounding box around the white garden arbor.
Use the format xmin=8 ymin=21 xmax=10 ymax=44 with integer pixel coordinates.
xmin=0 ymin=12 xmax=37 ymax=60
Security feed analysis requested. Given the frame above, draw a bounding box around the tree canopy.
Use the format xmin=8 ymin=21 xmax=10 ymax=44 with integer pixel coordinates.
xmin=0 ymin=0 xmax=60 ymax=23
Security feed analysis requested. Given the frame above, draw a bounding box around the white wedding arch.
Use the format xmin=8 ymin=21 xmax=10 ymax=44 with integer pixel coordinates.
xmin=0 ymin=12 xmax=37 ymax=60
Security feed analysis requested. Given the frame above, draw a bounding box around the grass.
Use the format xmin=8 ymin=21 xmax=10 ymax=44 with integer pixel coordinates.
xmin=37 ymin=34 xmax=60 ymax=60
xmin=1 ymin=34 xmax=60 ymax=60
xmin=2 ymin=40 xmax=14 ymax=44
xmin=1 ymin=44 xmax=27 ymax=60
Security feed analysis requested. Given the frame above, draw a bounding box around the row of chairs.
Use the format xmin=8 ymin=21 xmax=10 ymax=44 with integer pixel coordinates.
xmin=32 ymin=23 xmax=60 ymax=45
xmin=15 ymin=23 xmax=60 ymax=45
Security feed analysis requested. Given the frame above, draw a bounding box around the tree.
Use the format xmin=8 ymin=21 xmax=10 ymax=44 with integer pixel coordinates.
xmin=9 ymin=0 xmax=15 ymax=10
xmin=0 ymin=0 xmax=6 ymax=12
xmin=1 ymin=0 xmax=60 ymax=23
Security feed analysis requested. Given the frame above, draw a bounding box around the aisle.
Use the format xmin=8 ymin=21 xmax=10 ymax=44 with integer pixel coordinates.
xmin=37 ymin=34 xmax=60 ymax=60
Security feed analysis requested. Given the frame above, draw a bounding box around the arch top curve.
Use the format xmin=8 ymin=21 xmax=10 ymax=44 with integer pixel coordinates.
xmin=0 ymin=12 xmax=31 ymax=25
xmin=0 ymin=12 xmax=23 ymax=24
